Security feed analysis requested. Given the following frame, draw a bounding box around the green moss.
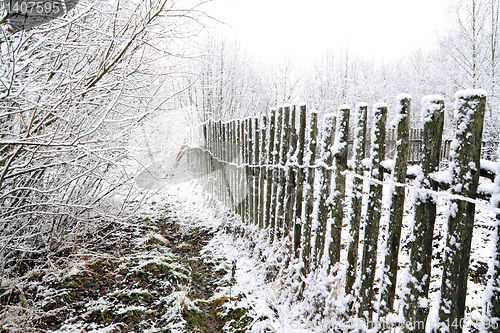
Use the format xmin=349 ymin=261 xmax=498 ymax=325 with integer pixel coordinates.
xmin=182 ymin=308 xmax=209 ymax=332
xmin=221 ymin=307 xmax=252 ymax=331
xmin=121 ymin=309 xmax=143 ymax=324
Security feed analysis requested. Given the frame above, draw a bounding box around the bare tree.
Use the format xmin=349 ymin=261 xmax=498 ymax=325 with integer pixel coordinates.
xmin=172 ymin=36 xmax=274 ymax=121
xmin=0 ymin=0 xmax=209 ymax=283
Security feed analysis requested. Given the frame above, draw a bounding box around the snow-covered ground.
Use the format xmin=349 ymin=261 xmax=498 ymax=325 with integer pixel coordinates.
xmin=152 ymin=170 xmax=497 ymax=332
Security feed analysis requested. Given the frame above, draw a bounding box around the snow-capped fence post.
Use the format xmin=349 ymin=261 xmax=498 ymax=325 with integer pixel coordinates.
xmin=236 ymin=119 xmax=244 ymax=219
xmin=214 ymin=120 xmax=221 ymax=200
xmin=209 ymin=120 xmax=215 ymax=198
xmin=402 ymin=96 xmax=444 ymax=331
xmin=209 ymin=119 xmax=216 ymax=197
xmin=246 ymin=117 xmax=253 ymax=223
xmin=222 ymin=121 xmax=228 ymax=207
xmin=225 ymin=121 xmax=231 ymax=206
xmin=221 ymin=121 xmax=232 ymax=208
xmin=380 ymin=95 xmax=411 ymax=315
xmin=484 ymin=140 xmax=500 ymax=332
xmin=265 ymin=109 xmax=277 ymax=231
xmin=276 ymin=106 xmax=291 ymax=240
xmin=252 ymin=117 xmax=260 ymax=226
xmin=312 ymin=113 xmax=336 ymax=270
xmin=293 ymin=105 xmax=307 ymax=258
xmin=247 ymin=117 xmax=254 ymax=224
xmin=222 ymin=121 xmax=227 ymax=204
xmin=328 ymin=105 xmax=350 ymax=273
xmin=438 ymin=90 xmax=486 ymax=333
xmin=201 ymin=122 xmax=207 ymax=189
xmin=284 ymin=106 xmax=297 ymax=238
xmin=259 ymin=115 xmax=268 ymax=229
xmin=202 ymin=121 xmax=208 ymax=192
xmin=233 ymin=120 xmax=238 ymax=212
xmin=243 ymin=118 xmax=250 ymax=222
xmin=359 ymin=103 xmax=387 ymax=321
xmin=345 ymin=103 xmax=368 ymax=296
xmin=231 ymin=120 xmax=239 ymax=212
xmin=237 ymin=119 xmax=246 ymax=218
xmin=229 ymin=120 xmax=236 ymax=211
xmin=270 ymin=107 xmax=284 ymax=241
xmin=302 ymin=111 xmax=318 ymax=274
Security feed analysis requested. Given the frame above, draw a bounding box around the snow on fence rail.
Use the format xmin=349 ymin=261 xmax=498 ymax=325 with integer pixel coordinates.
xmin=193 ymin=91 xmax=500 ymax=333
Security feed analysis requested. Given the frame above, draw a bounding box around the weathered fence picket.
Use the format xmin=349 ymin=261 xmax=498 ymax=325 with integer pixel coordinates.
xmin=276 ymin=107 xmax=291 ymax=240
xmin=486 ymin=149 xmax=500 ymax=332
xmin=328 ymin=106 xmax=350 ymax=273
xmin=313 ymin=113 xmax=336 ymax=271
xmin=293 ymin=105 xmax=307 ymax=258
xmin=380 ymin=94 xmax=411 ymax=315
xmin=283 ymin=106 xmax=297 ymax=238
xmin=197 ymin=89 xmax=498 ymax=332
xmin=403 ymin=96 xmax=445 ymax=332
xmin=439 ymin=91 xmax=486 ymax=333
xmin=358 ymin=103 xmax=387 ymax=320
xmin=345 ymin=103 xmax=368 ymax=296
xmin=265 ymin=109 xmax=276 ymax=234
xmin=270 ymin=109 xmax=283 ymax=240
xmin=246 ymin=118 xmax=254 ymax=224
xmin=302 ymin=111 xmax=318 ymax=274
xmin=252 ymin=117 xmax=260 ymax=226
xmin=259 ymin=116 xmax=268 ymax=229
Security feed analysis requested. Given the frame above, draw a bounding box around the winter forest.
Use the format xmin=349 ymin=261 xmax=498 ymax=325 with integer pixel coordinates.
xmin=1 ymin=0 xmax=500 ymax=332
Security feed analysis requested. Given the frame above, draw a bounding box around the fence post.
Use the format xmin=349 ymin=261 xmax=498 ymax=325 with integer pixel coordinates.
xmin=243 ymin=118 xmax=250 ymax=222
xmin=224 ymin=121 xmax=230 ymax=206
xmin=205 ymin=121 xmax=212 ymax=195
xmin=402 ymin=96 xmax=444 ymax=332
xmin=202 ymin=123 xmax=207 ymax=191
xmin=247 ymin=118 xmax=254 ymax=224
xmin=211 ymin=120 xmax=216 ymax=198
xmin=222 ymin=121 xmax=227 ymax=204
xmin=438 ymin=90 xmax=486 ymax=333
xmin=231 ymin=120 xmax=238 ymax=211
xmin=359 ymin=103 xmax=387 ymax=321
xmin=236 ymin=119 xmax=243 ymax=218
xmin=225 ymin=121 xmax=230 ymax=207
xmin=345 ymin=103 xmax=368 ymax=296
xmin=219 ymin=120 xmax=224 ymax=204
xmin=379 ymin=95 xmax=411 ymax=315
xmin=484 ymin=137 xmax=500 ymax=332
xmin=210 ymin=120 xmax=216 ymax=200
xmin=284 ymin=106 xmax=297 ymax=239
xmin=232 ymin=120 xmax=240 ymax=213
xmin=270 ymin=107 xmax=284 ymax=241
xmin=214 ymin=120 xmax=221 ymax=202
xmin=293 ymin=105 xmax=307 ymax=258
xmin=253 ymin=117 xmax=260 ymax=226
xmin=276 ymin=106 xmax=291 ymax=240
xmin=302 ymin=111 xmax=318 ymax=274
xmin=328 ymin=105 xmax=350 ymax=273
xmin=313 ymin=113 xmax=336 ymax=270
xmin=265 ymin=109 xmax=277 ymax=231
xmin=225 ymin=121 xmax=231 ymax=206
xmin=259 ymin=115 xmax=268 ymax=229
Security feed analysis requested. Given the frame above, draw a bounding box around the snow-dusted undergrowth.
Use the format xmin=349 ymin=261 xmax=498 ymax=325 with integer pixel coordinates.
xmin=168 ymin=172 xmax=497 ymax=332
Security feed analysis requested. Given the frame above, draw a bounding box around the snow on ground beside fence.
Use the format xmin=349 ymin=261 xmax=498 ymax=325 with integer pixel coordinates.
xmin=151 ymin=173 xmax=497 ymax=333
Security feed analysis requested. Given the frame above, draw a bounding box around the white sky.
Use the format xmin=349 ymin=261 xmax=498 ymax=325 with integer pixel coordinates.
xmin=205 ymin=0 xmax=451 ymax=66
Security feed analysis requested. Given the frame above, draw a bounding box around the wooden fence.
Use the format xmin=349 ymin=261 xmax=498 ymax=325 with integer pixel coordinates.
xmin=384 ymin=128 xmax=452 ymax=163
xmin=195 ymin=91 xmax=500 ymax=333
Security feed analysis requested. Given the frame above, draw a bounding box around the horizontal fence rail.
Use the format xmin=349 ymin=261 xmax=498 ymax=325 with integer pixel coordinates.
xmin=189 ymin=91 xmax=500 ymax=333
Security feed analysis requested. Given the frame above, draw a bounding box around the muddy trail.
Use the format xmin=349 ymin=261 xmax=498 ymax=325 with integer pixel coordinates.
xmin=0 ymin=204 xmax=253 ymax=333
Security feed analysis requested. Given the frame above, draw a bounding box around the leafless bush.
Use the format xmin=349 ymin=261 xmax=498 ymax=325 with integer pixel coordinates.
xmin=0 ymin=0 xmax=210 ymax=282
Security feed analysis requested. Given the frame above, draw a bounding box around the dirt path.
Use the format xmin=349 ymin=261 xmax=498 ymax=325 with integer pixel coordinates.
xmin=0 ymin=203 xmax=253 ymax=333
